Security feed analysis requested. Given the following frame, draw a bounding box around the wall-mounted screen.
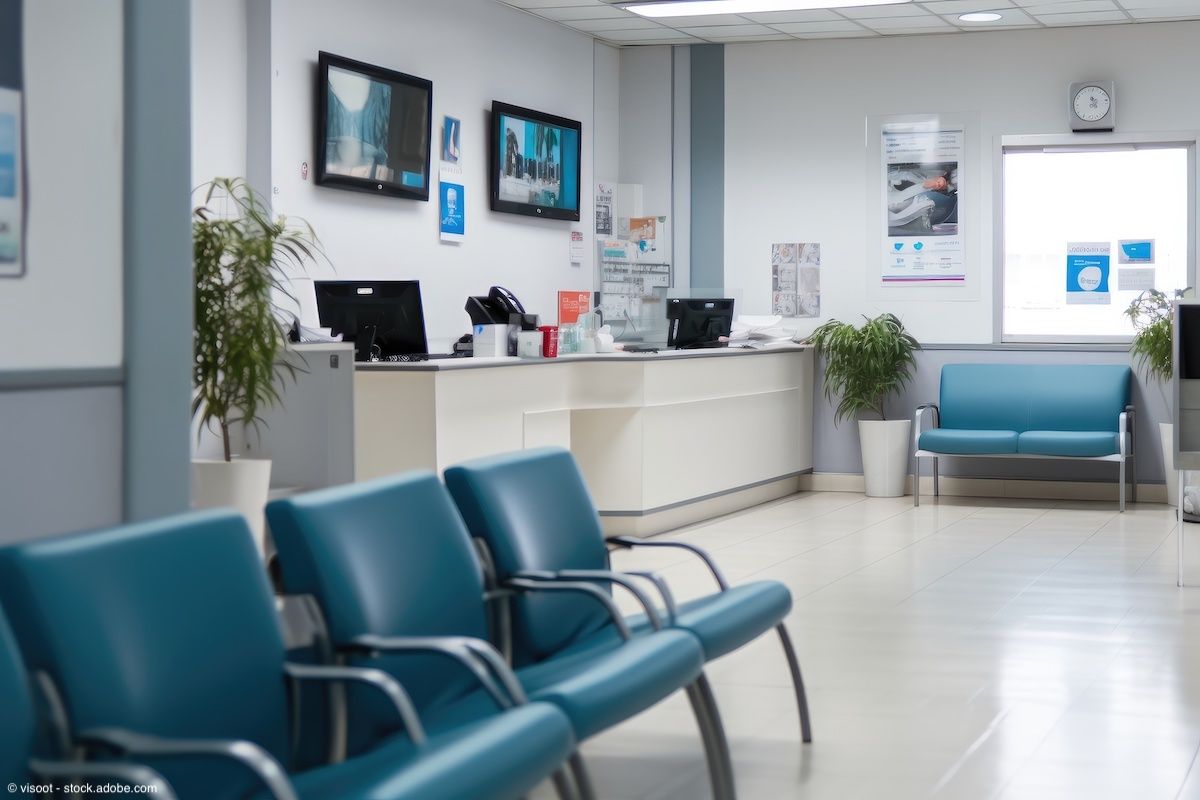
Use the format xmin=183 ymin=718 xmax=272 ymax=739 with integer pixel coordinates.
xmin=316 ymin=51 xmax=432 ymax=201
xmin=490 ymin=101 xmax=581 ymax=222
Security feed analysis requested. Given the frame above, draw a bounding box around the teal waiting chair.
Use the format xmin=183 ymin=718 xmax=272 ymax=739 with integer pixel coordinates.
xmin=265 ymin=471 xmax=731 ymax=800
xmin=444 ymin=447 xmax=813 ymax=752
xmin=0 ymin=607 xmax=177 ymax=798
xmin=0 ymin=510 xmax=576 ymax=800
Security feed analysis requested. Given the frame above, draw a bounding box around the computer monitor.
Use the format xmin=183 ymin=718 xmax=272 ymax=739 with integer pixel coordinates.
xmin=666 ymin=298 xmax=735 ymax=349
xmin=314 ymin=280 xmax=429 ymax=361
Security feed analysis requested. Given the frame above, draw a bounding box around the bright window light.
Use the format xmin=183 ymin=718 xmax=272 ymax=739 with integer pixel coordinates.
xmin=624 ymin=0 xmax=911 ymax=16
xmin=958 ymin=11 xmax=1002 ymax=20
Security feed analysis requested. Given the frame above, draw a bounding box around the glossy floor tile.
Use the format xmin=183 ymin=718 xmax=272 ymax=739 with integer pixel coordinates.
xmin=533 ymin=493 xmax=1200 ymax=799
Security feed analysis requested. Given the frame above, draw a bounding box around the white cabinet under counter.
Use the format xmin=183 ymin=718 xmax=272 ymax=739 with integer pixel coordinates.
xmin=354 ymin=346 xmax=814 ymax=536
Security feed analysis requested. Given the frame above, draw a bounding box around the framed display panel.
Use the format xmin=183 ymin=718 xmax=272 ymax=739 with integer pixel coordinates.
xmin=490 ymin=101 xmax=581 ymax=222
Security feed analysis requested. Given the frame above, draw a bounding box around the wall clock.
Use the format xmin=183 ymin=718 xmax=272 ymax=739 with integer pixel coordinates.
xmin=1069 ymin=81 xmax=1115 ymax=131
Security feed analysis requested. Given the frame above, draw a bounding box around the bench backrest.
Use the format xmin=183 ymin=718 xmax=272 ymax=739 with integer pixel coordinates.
xmin=939 ymin=364 xmax=1131 ymax=433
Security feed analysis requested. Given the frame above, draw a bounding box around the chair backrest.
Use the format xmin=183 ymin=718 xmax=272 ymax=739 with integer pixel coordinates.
xmin=444 ymin=448 xmax=612 ymax=665
xmin=266 ymin=472 xmax=492 ymax=727
xmin=0 ymin=511 xmax=291 ymax=799
xmin=939 ymin=364 xmax=1131 ymax=433
xmin=0 ymin=608 xmax=33 ymax=788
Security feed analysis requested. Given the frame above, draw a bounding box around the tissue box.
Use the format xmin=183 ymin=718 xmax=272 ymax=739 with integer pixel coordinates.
xmin=472 ymin=324 xmax=511 ymax=358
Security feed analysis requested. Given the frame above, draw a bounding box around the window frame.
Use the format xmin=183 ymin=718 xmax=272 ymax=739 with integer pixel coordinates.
xmin=994 ymin=131 xmax=1199 ymax=344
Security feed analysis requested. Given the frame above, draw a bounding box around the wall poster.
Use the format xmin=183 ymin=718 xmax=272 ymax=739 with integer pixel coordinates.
xmin=1065 ymin=241 xmax=1111 ymax=305
xmin=0 ymin=0 xmax=23 ymax=278
xmin=881 ymin=124 xmax=963 ymax=286
xmin=771 ymin=242 xmax=820 ymax=318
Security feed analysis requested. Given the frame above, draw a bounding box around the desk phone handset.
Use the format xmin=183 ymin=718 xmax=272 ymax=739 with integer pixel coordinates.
xmin=488 ymin=286 xmax=525 ymax=315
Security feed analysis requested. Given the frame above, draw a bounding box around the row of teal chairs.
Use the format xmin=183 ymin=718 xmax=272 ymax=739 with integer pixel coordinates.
xmin=0 ymin=447 xmax=811 ymax=799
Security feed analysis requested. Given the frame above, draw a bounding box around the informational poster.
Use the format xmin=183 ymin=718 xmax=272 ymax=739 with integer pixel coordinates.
xmin=881 ymin=125 xmax=964 ymax=285
xmin=771 ymin=242 xmax=820 ymax=318
xmin=441 ymin=116 xmax=461 ymax=164
xmin=595 ymin=182 xmax=613 ymax=237
xmin=569 ymin=230 xmax=584 ymax=264
xmin=1118 ymin=239 xmax=1154 ymax=264
xmin=557 ymin=290 xmax=591 ymax=325
xmin=629 ymin=216 xmax=657 ymax=253
xmin=439 ymin=180 xmax=464 ymax=243
xmin=1065 ymin=241 xmax=1111 ymax=305
xmin=0 ymin=0 xmax=23 ymax=278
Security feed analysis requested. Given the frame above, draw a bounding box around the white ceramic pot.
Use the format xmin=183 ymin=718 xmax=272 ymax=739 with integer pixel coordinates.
xmin=1161 ymin=422 xmax=1179 ymax=507
xmin=859 ymin=419 xmax=912 ymax=498
xmin=192 ymin=458 xmax=272 ymax=556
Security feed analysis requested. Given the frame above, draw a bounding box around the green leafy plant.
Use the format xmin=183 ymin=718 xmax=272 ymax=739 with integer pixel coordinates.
xmin=1125 ymin=288 xmax=1174 ymax=384
xmin=808 ymin=313 xmax=921 ymax=424
xmin=193 ymin=178 xmax=320 ymax=461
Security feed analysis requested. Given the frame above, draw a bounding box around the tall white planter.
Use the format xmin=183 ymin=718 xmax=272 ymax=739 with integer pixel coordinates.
xmin=192 ymin=459 xmax=272 ymax=556
xmin=1161 ymin=422 xmax=1179 ymax=507
xmin=859 ymin=419 xmax=912 ymax=498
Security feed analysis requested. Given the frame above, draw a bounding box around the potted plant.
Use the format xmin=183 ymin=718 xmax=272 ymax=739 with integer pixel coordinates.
xmin=809 ymin=313 xmax=921 ymax=497
xmin=192 ymin=177 xmax=319 ymax=554
xmin=1126 ymin=288 xmax=1177 ymax=505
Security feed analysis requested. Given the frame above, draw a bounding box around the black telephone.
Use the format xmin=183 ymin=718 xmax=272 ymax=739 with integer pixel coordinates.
xmin=465 ymin=285 xmax=526 ymax=325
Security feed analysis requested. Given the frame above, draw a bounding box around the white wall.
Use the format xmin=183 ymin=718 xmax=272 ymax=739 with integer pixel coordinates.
xmin=191 ymin=0 xmax=247 ymax=185
xmin=266 ymin=0 xmax=603 ymax=347
xmin=594 ymin=41 xmax=621 ymax=187
xmin=619 ymin=47 xmax=674 ymax=217
xmin=724 ymin=22 xmax=1200 ymax=344
xmin=0 ymin=0 xmax=123 ymax=370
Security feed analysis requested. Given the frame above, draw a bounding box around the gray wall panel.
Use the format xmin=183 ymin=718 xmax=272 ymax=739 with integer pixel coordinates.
xmin=0 ymin=387 xmax=123 ymax=542
xmin=690 ymin=44 xmax=724 ymax=291
xmin=813 ymin=348 xmax=1166 ymax=483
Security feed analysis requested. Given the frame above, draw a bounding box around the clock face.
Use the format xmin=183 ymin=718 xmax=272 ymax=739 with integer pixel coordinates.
xmin=1073 ymin=85 xmax=1111 ymax=122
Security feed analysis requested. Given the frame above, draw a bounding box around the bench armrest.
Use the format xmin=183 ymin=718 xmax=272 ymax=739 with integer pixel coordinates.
xmin=913 ymin=403 xmax=940 ymax=452
xmin=29 ymin=758 xmax=178 ymax=799
xmin=504 ymin=578 xmax=633 ymax=640
xmin=606 ymin=537 xmax=730 ymax=591
xmin=515 ymin=569 xmax=664 ymax=630
xmin=284 ymin=662 xmax=427 ymax=746
xmin=346 ymin=635 xmax=525 ymax=709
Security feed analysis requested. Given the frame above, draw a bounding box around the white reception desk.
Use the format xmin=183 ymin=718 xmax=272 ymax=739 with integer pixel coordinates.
xmin=354 ymin=346 xmax=814 ymax=535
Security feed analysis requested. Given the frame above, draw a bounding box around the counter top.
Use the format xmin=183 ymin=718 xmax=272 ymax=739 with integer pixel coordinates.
xmin=350 ymin=343 xmax=811 ymax=371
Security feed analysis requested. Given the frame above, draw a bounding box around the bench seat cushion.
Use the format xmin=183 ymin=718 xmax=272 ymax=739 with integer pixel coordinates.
xmin=919 ymin=429 xmax=1018 ymax=455
xmin=1017 ymin=430 xmax=1119 ymax=457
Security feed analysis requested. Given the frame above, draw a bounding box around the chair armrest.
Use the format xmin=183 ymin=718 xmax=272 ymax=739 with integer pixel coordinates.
xmin=77 ymin=727 xmax=297 ymax=800
xmin=914 ymin=403 xmax=940 ymax=452
xmin=283 ymin=662 xmax=427 ymax=746
xmin=622 ymin=570 xmax=678 ymax=625
xmin=504 ymin=578 xmax=633 ymax=640
xmin=1119 ymin=408 xmax=1133 ymax=457
xmin=346 ymin=635 xmax=525 ymax=709
xmin=606 ymin=537 xmax=730 ymax=591
xmin=515 ymin=569 xmax=664 ymax=630
xmin=29 ymin=758 xmax=178 ymax=799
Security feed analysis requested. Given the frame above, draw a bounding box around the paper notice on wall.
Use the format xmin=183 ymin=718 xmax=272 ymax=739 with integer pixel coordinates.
xmin=0 ymin=87 xmax=23 ymax=278
xmin=439 ymin=179 xmax=465 ymax=243
xmin=558 ymin=290 xmax=591 ymax=325
xmin=881 ymin=124 xmax=964 ymax=286
xmin=771 ymin=243 xmax=820 ymax=318
xmin=569 ymin=230 xmax=585 ymax=264
xmin=595 ymin=182 xmax=614 ymax=237
xmin=1065 ymin=241 xmax=1111 ymax=305
xmin=1118 ymin=239 xmax=1155 ymax=264
xmin=1118 ymin=267 xmax=1156 ymax=292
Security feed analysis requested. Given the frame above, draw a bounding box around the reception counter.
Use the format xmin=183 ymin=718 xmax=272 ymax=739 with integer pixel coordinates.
xmin=354 ymin=346 xmax=814 ymax=535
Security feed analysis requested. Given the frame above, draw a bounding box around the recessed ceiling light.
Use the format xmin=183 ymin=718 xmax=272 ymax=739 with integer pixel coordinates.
xmin=957 ymin=11 xmax=1003 ymax=21
xmin=622 ymin=0 xmax=912 ymax=17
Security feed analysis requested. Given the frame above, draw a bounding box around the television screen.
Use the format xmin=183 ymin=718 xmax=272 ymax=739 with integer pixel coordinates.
xmin=490 ymin=101 xmax=581 ymax=221
xmin=316 ymin=52 xmax=432 ymax=201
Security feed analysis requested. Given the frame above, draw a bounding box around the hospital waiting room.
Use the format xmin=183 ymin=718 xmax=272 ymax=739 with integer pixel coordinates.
xmin=5 ymin=0 xmax=1200 ymax=797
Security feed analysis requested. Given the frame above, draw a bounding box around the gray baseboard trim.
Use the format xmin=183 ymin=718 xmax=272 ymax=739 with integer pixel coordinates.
xmin=0 ymin=367 xmax=124 ymax=391
xmin=599 ymin=469 xmax=813 ymax=517
xmin=924 ymin=343 xmax=1130 ymax=352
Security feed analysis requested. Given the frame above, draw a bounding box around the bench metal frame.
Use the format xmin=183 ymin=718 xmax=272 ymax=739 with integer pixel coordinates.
xmin=912 ymin=404 xmax=1136 ymax=511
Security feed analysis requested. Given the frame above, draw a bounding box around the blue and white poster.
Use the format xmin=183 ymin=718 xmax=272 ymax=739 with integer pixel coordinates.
xmin=439 ymin=180 xmax=464 ymax=243
xmin=0 ymin=0 xmax=23 ymax=278
xmin=1118 ymin=239 xmax=1155 ymax=264
xmin=1065 ymin=242 xmax=1111 ymax=305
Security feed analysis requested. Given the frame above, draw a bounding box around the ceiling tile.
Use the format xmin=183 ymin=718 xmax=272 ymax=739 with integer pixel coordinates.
xmin=922 ymin=0 xmax=1016 ymax=13
xmin=839 ymin=3 xmax=937 ymax=17
xmin=598 ymin=26 xmax=704 ymax=39
xmin=674 ymin=23 xmax=780 ymax=35
xmin=534 ymin=4 xmax=631 ymax=20
xmin=792 ymin=28 xmax=882 ymax=35
xmin=769 ymin=19 xmax=871 ymax=31
xmin=658 ymin=13 xmax=754 ymax=26
xmin=1016 ymin=0 xmax=1115 ymax=11
xmin=565 ymin=16 xmax=668 ymax=30
xmin=1124 ymin=5 xmax=1200 ymax=15
xmin=1111 ymin=0 xmax=1200 ymax=9
xmin=860 ymin=12 xmax=952 ymax=26
xmin=717 ymin=33 xmax=803 ymax=40
xmin=1036 ymin=8 xmax=1129 ymax=20
xmin=944 ymin=7 xmax=1037 ymax=23
xmin=740 ymin=9 xmax=845 ymax=22
xmin=502 ymin=0 xmax=602 ymax=7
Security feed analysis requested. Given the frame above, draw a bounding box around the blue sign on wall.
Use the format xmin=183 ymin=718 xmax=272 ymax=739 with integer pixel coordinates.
xmin=440 ymin=181 xmax=464 ymax=242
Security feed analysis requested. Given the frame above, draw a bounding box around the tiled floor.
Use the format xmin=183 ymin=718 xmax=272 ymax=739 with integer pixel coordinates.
xmin=535 ymin=492 xmax=1200 ymax=799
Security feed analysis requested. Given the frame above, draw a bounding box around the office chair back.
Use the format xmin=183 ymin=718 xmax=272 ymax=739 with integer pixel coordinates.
xmin=0 ymin=608 xmax=34 ymax=787
xmin=444 ymin=447 xmax=611 ymax=665
xmin=0 ymin=511 xmax=291 ymax=799
xmin=267 ymin=472 xmax=494 ymax=748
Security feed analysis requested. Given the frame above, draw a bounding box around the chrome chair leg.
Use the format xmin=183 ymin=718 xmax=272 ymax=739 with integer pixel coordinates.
xmin=552 ymin=767 xmax=579 ymax=800
xmin=568 ymin=752 xmax=597 ymax=800
xmin=686 ymin=674 xmax=737 ymax=800
xmin=775 ymin=623 xmax=812 ymax=744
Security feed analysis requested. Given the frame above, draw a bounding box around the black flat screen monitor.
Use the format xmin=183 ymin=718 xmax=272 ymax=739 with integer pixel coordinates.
xmin=316 ymin=52 xmax=433 ymax=201
xmin=667 ymin=298 xmax=735 ymax=349
xmin=490 ymin=101 xmax=581 ymax=221
xmin=314 ymin=280 xmax=429 ymax=361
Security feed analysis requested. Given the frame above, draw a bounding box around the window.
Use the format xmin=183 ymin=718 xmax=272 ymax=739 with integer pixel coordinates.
xmin=1000 ymin=140 xmax=1193 ymax=342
